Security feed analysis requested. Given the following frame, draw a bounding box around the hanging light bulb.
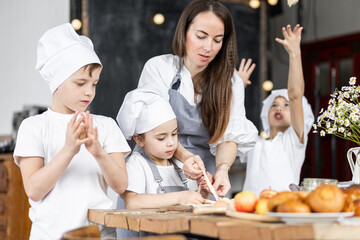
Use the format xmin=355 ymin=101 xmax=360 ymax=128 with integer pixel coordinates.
xmin=268 ymin=0 xmax=278 ymax=6
xmin=249 ymin=0 xmax=260 ymax=9
xmin=262 ymin=80 xmax=274 ymax=92
xmin=153 ymin=13 xmax=165 ymax=25
xmin=260 ymin=131 xmax=269 ymax=139
xmin=71 ymin=19 xmax=82 ymax=31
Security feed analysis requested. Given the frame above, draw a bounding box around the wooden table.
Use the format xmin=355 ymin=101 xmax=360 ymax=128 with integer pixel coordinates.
xmin=88 ymin=208 xmax=360 ymax=240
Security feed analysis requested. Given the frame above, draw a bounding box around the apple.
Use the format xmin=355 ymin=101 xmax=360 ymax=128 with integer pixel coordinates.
xmin=259 ymin=189 xmax=278 ymax=199
xmin=234 ymin=191 xmax=258 ymax=212
xmin=255 ymin=198 xmax=269 ymax=215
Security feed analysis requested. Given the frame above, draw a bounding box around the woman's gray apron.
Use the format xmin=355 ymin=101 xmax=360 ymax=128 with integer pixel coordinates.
xmin=116 ymin=146 xmax=189 ymax=238
xmin=168 ymin=58 xmax=216 ymax=175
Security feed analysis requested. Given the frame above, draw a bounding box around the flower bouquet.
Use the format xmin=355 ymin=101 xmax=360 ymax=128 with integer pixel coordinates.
xmin=313 ymin=76 xmax=360 ymax=183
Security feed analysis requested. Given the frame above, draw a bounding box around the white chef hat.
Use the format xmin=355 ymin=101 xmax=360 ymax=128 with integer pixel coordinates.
xmin=117 ymin=86 xmax=176 ymax=140
xmin=260 ymin=89 xmax=314 ymax=136
xmin=35 ymin=23 xmax=102 ymax=94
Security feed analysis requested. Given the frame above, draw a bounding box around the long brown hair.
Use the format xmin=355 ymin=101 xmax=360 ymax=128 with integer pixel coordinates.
xmin=172 ymin=0 xmax=238 ymax=144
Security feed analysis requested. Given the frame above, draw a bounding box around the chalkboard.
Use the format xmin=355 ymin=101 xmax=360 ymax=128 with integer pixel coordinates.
xmin=89 ymin=0 xmax=261 ymax=128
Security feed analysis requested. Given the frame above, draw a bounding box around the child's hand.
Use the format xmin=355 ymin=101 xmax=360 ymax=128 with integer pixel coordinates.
xmin=235 ymin=58 xmax=256 ymax=88
xmin=64 ymin=112 xmax=87 ymax=155
xmin=178 ymin=191 xmax=204 ymax=205
xmin=197 ymin=171 xmax=213 ymax=193
xmin=84 ymin=111 xmax=104 ymax=157
xmin=275 ymin=24 xmax=302 ymax=58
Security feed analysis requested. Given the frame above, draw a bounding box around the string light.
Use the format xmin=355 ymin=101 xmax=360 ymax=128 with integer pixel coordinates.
xmin=249 ymin=0 xmax=260 ymax=9
xmin=260 ymin=131 xmax=269 ymax=139
xmin=262 ymin=80 xmax=274 ymax=92
xmin=71 ymin=19 xmax=82 ymax=31
xmin=267 ymin=0 xmax=278 ymax=6
xmin=153 ymin=13 xmax=165 ymax=25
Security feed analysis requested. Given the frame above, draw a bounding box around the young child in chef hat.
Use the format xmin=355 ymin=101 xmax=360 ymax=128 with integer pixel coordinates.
xmin=13 ymin=23 xmax=130 ymax=239
xmin=116 ymin=85 xmax=210 ymax=238
xmin=243 ymin=25 xmax=314 ymax=197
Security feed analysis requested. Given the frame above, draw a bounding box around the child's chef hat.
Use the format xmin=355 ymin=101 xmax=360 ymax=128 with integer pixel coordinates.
xmin=260 ymin=89 xmax=314 ymax=136
xmin=35 ymin=23 xmax=102 ymax=94
xmin=117 ymin=85 xmax=176 ymax=140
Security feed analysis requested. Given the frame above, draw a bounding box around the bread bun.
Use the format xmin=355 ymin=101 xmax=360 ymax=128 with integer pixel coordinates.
xmin=305 ymin=184 xmax=345 ymax=212
xmin=344 ymin=184 xmax=360 ymax=201
xmin=354 ymin=199 xmax=360 ymax=216
xmin=268 ymin=192 xmax=300 ymax=212
xmin=294 ymin=191 xmax=309 ymax=200
xmin=277 ymin=200 xmax=311 ymax=213
xmin=342 ymin=188 xmax=356 ymax=212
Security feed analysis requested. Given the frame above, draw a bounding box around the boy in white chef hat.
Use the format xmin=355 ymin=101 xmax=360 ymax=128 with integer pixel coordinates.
xmin=243 ymin=24 xmax=314 ymax=197
xmin=13 ymin=23 xmax=130 ymax=239
xmin=115 ymin=86 xmax=210 ymax=237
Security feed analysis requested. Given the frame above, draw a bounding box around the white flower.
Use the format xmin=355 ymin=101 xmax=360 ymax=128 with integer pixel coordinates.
xmin=320 ymin=130 xmax=326 ymax=136
xmin=338 ymin=127 xmax=345 ymax=133
xmin=344 ymin=119 xmax=350 ymax=127
xmin=349 ymin=77 xmax=357 ymax=85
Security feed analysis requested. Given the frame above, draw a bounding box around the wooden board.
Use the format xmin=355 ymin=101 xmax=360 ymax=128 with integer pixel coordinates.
xmin=190 ymin=215 xmax=239 ymax=238
xmin=140 ymin=212 xmax=193 ymax=234
xmin=192 ymin=206 xmax=228 ymax=215
xmin=226 ymin=210 xmax=282 ymax=223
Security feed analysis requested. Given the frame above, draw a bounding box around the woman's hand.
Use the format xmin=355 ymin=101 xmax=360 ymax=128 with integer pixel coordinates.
xmin=235 ymin=58 xmax=256 ymax=88
xmin=197 ymin=171 xmax=213 ymax=192
xmin=213 ymin=169 xmax=231 ymax=197
xmin=275 ymin=24 xmax=302 ymax=58
xmin=182 ymin=155 xmax=204 ymax=180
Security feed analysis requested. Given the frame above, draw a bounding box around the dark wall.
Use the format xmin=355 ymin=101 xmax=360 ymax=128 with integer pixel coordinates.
xmin=89 ymin=0 xmax=261 ymax=129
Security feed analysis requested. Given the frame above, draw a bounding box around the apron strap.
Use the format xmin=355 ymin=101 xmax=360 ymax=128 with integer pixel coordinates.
xmin=169 ymin=159 xmax=189 ymax=190
xmin=171 ymin=57 xmax=183 ymax=90
xmin=138 ymin=147 xmax=166 ymax=193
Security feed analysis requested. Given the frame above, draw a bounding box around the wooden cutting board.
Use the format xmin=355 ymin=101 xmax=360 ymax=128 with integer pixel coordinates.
xmin=226 ymin=210 xmax=282 ymax=223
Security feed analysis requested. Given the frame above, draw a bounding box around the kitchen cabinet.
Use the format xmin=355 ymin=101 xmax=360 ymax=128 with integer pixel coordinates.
xmin=0 ymin=153 xmax=30 ymax=239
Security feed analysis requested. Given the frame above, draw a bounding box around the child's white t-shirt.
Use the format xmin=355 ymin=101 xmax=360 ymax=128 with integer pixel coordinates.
xmin=243 ymin=126 xmax=307 ymax=197
xmin=126 ymin=151 xmax=198 ymax=194
xmin=13 ymin=109 xmax=130 ymax=240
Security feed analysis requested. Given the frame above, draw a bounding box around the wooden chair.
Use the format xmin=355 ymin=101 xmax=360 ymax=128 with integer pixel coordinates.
xmin=61 ymin=225 xmax=101 ymax=240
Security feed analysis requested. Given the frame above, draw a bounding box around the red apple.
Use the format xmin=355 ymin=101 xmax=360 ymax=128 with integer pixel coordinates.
xmin=259 ymin=189 xmax=278 ymax=199
xmin=234 ymin=191 xmax=258 ymax=212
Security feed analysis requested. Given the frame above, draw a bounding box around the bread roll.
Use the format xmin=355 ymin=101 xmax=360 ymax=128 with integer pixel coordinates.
xmin=268 ymin=192 xmax=300 ymax=212
xmin=354 ymin=199 xmax=360 ymax=216
xmin=305 ymin=184 xmax=345 ymax=212
xmin=277 ymin=200 xmax=311 ymax=213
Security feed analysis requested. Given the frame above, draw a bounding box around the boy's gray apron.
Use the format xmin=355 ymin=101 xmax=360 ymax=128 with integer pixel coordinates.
xmin=116 ymin=146 xmax=189 ymax=238
xmin=168 ymin=58 xmax=216 ymax=175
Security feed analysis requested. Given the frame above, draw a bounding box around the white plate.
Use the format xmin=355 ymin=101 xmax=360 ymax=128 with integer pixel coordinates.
xmin=266 ymin=212 xmax=354 ymax=224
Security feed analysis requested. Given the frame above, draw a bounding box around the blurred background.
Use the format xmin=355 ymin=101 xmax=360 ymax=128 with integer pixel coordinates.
xmin=2 ymin=0 xmax=360 ymax=196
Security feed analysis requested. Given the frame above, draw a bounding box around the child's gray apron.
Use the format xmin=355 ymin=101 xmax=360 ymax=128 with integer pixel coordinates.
xmin=168 ymin=58 xmax=216 ymax=175
xmin=116 ymin=146 xmax=189 ymax=238
xmin=137 ymin=146 xmax=189 ymax=193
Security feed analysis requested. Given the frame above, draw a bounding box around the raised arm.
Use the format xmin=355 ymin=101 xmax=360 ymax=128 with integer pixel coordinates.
xmin=275 ymin=24 xmax=305 ymax=143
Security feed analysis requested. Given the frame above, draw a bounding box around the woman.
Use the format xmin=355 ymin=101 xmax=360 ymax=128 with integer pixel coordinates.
xmin=137 ymin=0 xmax=258 ymax=197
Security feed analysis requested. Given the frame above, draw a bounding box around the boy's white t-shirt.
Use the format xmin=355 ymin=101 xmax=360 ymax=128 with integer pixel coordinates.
xmin=126 ymin=151 xmax=198 ymax=194
xmin=13 ymin=109 xmax=130 ymax=240
xmin=243 ymin=126 xmax=307 ymax=197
